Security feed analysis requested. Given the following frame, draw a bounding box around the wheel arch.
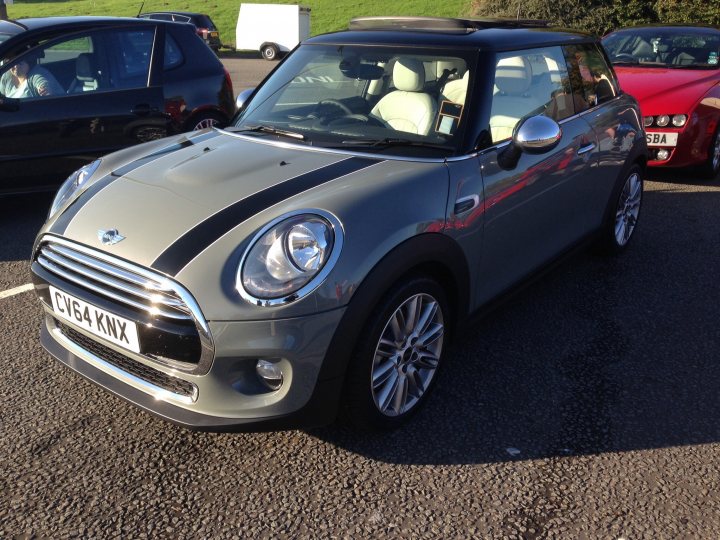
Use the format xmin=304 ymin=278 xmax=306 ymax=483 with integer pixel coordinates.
xmin=318 ymin=233 xmax=470 ymax=383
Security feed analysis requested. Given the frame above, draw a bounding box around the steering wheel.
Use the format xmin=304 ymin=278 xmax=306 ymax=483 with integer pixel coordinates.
xmin=326 ymin=114 xmax=386 ymax=128
xmin=318 ymin=99 xmax=353 ymax=115
xmin=613 ymin=53 xmax=636 ymax=62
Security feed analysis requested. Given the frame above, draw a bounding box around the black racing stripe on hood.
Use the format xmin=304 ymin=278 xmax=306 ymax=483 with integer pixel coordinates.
xmin=151 ymin=156 xmax=381 ymax=276
xmin=48 ymin=130 xmax=221 ymax=236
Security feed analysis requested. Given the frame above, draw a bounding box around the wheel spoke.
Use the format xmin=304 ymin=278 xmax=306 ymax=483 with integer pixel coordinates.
xmin=414 ymin=351 xmax=439 ymax=370
xmin=376 ymin=338 xmax=397 ymax=358
xmin=392 ymin=375 xmax=409 ymax=414
xmin=416 ymin=301 xmax=439 ymax=339
xmin=372 ymin=359 xmax=396 ymax=389
xmin=404 ymin=295 xmax=421 ymax=335
xmin=377 ymin=372 xmax=399 ymax=413
xmin=418 ymin=322 xmax=444 ymax=348
xmin=389 ymin=311 xmax=406 ymax=343
xmin=407 ymin=367 xmax=425 ymax=398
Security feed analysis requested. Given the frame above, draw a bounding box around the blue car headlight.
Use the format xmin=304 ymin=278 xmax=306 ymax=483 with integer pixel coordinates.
xmin=49 ymin=159 xmax=102 ymax=219
xmin=237 ymin=210 xmax=344 ymax=306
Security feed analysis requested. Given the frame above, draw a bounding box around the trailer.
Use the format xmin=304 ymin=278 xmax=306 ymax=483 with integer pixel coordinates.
xmin=235 ymin=3 xmax=311 ymax=60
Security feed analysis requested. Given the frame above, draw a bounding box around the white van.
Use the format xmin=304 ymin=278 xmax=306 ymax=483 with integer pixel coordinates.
xmin=235 ymin=3 xmax=311 ymax=60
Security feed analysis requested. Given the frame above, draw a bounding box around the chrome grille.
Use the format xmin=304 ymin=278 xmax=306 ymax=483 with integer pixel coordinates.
xmin=37 ymin=238 xmax=191 ymax=321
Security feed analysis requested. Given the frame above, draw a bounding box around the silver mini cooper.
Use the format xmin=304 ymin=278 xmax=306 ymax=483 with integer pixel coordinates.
xmin=32 ymin=17 xmax=646 ymax=430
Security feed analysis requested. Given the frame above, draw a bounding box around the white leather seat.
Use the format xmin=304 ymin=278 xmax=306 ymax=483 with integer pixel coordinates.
xmin=489 ymin=56 xmax=542 ymax=142
xmin=370 ymin=58 xmax=436 ymax=135
xmin=441 ymin=70 xmax=469 ymax=105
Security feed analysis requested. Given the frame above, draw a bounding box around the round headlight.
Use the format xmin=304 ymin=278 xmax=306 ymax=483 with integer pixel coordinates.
xmin=643 ymin=116 xmax=654 ymax=127
xmin=672 ymin=114 xmax=687 ymax=127
xmin=655 ymin=115 xmax=670 ymax=127
xmin=238 ymin=211 xmax=343 ymax=305
xmin=49 ymin=159 xmax=102 ymax=219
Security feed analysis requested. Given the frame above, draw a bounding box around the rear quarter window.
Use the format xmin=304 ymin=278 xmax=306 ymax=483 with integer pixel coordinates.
xmin=164 ymin=34 xmax=184 ymax=70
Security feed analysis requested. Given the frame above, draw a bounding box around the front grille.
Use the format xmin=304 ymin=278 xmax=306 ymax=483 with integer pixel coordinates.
xmin=36 ymin=238 xmax=192 ymax=321
xmin=58 ymin=321 xmax=197 ymax=400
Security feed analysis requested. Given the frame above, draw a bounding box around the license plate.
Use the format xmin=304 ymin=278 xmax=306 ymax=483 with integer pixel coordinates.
xmin=646 ymin=132 xmax=678 ymax=147
xmin=49 ymin=285 xmax=140 ymax=353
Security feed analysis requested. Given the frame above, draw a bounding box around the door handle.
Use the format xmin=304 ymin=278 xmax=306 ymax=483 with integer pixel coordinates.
xmin=577 ymin=142 xmax=596 ymax=155
xmin=131 ymin=104 xmax=152 ymax=116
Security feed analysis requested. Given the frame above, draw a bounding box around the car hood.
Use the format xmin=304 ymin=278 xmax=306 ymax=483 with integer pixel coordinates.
xmin=47 ymin=130 xmax=380 ymax=273
xmin=614 ymin=66 xmax=720 ymax=115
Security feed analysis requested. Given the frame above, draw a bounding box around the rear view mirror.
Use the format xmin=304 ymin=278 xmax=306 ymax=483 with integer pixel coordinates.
xmin=339 ymin=62 xmax=384 ymax=80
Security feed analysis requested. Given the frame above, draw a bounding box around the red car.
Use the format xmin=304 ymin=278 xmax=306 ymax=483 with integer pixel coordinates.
xmin=603 ymin=26 xmax=720 ymax=177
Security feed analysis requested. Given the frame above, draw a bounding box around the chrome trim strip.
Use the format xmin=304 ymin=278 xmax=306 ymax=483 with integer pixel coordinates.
xmin=49 ymin=318 xmax=198 ymax=404
xmin=37 ymin=254 xmax=190 ymax=320
xmin=47 ymin=243 xmax=173 ymax=291
xmin=37 ymin=235 xmax=215 ymax=375
xmin=236 ymin=209 xmax=345 ymax=307
xmin=40 ymin=248 xmax=188 ymax=313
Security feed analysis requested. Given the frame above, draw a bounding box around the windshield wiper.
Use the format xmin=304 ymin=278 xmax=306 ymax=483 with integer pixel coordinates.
xmin=340 ymin=137 xmax=453 ymax=150
xmin=233 ymin=124 xmax=306 ymax=141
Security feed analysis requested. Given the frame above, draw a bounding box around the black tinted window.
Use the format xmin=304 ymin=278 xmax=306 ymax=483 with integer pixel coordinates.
xmin=164 ymin=34 xmax=184 ymax=70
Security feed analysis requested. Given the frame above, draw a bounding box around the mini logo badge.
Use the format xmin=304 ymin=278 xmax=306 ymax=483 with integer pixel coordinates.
xmin=98 ymin=229 xmax=125 ymax=246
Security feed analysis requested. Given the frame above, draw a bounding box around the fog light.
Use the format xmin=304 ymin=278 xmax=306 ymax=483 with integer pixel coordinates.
xmin=256 ymin=359 xmax=283 ymax=390
xmin=672 ymin=114 xmax=687 ymax=127
xmin=643 ymin=116 xmax=653 ymax=127
xmin=656 ymin=148 xmax=670 ymax=161
xmin=656 ymin=115 xmax=670 ymax=127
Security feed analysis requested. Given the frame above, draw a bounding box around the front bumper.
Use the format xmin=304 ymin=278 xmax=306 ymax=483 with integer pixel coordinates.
xmin=39 ymin=303 xmax=347 ymax=430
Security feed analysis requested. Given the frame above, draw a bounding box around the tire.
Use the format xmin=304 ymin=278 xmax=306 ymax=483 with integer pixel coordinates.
xmin=700 ymin=127 xmax=720 ymax=179
xmin=597 ymin=164 xmax=643 ymax=255
xmin=261 ymin=44 xmax=279 ymax=61
xmin=341 ymin=276 xmax=450 ymax=430
xmin=188 ymin=111 xmax=225 ymax=131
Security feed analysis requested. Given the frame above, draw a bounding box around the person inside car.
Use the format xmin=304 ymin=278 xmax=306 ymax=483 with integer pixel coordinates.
xmin=0 ymin=52 xmax=64 ymax=99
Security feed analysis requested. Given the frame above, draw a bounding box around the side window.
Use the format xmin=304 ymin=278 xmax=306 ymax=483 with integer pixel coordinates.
xmin=563 ymin=44 xmax=618 ymax=113
xmin=489 ymin=46 xmax=571 ymax=144
xmin=0 ymin=34 xmax=96 ymax=99
xmin=107 ymin=28 xmax=155 ymax=89
xmin=164 ymin=34 xmax=184 ymax=70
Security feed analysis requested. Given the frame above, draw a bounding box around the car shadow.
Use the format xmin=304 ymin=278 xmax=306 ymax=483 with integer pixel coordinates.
xmin=307 ymin=186 xmax=720 ymax=464
xmin=0 ymin=193 xmax=53 ymax=262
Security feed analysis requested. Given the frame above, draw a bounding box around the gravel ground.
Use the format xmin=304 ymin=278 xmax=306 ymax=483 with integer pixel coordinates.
xmin=1 ymin=166 xmax=720 ymax=537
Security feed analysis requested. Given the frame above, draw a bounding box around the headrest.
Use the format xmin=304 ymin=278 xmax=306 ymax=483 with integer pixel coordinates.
xmin=495 ymin=56 xmax=532 ymax=95
xmin=76 ymin=53 xmax=97 ymax=81
xmin=393 ymin=58 xmax=425 ymax=92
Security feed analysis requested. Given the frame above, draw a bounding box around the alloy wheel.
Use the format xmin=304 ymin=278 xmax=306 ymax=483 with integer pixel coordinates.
xmin=370 ymin=293 xmax=444 ymax=417
xmin=614 ymin=171 xmax=642 ymax=247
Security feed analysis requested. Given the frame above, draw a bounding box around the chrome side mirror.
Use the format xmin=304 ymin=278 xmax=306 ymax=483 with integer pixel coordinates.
xmin=514 ymin=115 xmax=562 ymax=153
xmin=498 ymin=115 xmax=562 ymax=169
xmin=235 ymin=88 xmax=255 ymax=111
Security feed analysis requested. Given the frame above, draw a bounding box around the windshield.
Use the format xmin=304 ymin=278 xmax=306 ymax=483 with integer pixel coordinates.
xmin=232 ymin=44 xmax=476 ymax=156
xmin=603 ymin=28 xmax=720 ymax=69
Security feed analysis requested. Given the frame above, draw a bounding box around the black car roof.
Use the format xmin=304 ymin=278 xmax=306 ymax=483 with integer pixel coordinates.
xmin=0 ymin=16 xmax=175 ymax=45
xmin=306 ymin=17 xmax=594 ymax=51
xmin=140 ymin=11 xmax=206 ymax=17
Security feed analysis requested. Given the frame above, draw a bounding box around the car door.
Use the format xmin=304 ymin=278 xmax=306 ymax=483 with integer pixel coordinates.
xmin=473 ymin=45 xmax=600 ymax=305
xmin=0 ymin=24 xmax=167 ymax=195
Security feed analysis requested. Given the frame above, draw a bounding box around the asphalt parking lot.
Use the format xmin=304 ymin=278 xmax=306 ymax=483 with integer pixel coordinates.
xmin=2 ymin=59 xmax=720 ymax=538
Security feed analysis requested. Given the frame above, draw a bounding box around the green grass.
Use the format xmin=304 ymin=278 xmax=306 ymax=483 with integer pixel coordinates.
xmin=7 ymin=0 xmax=473 ymax=50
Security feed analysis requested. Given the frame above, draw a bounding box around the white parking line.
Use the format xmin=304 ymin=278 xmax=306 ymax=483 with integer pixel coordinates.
xmin=0 ymin=283 xmax=34 ymax=300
